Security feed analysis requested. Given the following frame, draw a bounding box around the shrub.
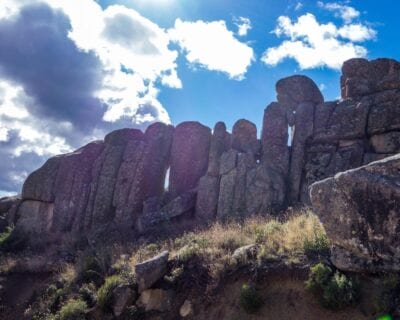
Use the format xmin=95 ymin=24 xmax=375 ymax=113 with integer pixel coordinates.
xmin=58 ymin=298 xmax=87 ymax=320
xmin=97 ymin=275 xmax=123 ymax=312
xmin=306 ymin=263 xmax=360 ymax=310
xmin=78 ymin=256 xmax=104 ymax=287
xmin=303 ymin=231 xmax=330 ymax=256
xmin=0 ymin=226 xmax=27 ymax=252
xmin=79 ymin=283 xmax=97 ymax=308
xmin=239 ymin=283 xmax=263 ymax=314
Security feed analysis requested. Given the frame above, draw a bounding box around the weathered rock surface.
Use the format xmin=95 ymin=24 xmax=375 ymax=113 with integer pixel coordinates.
xmin=16 ymin=200 xmax=54 ymax=234
xmin=137 ymin=289 xmax=173 ymax=312
xmin=11 ymin=57 xmax=400 ymax=241
xmin=179 ymin=299 xmax=193 ymax=317
xmin=112 ymin=285 xmax=136 ymax=317
xmin=276 ymin=75 xmax=324 ymax=107
xmin=207 ymin=122 xmax=231 ymax=177
xmin=341 ymin=58 xmax=400 ymax=99
xmin=0 ymin=195 xmax=20 ymax=215
xmin=310 ymin=154 xmax=400 ymax=272
xmin=135 ymin=251 xmax=169 ymax=293
xmin=169 ymin=122 xmax=211 ymax=199
xmin=231 ymin=119 xmax=258 ymax=155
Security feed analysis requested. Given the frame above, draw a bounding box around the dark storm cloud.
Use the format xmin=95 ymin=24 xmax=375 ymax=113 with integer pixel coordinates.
xmin=0 ymin=130 xmax=47 ymax=193
xmin=0 ymin=3 xmax=104 ymax=132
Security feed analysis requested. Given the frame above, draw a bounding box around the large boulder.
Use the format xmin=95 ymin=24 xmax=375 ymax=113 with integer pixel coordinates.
xmin=137 ymin=289 xmax=173 ymax=312
xmin=276 ymin=75 xmax=324 ymax=114
xmin=135 ymin=251 xmax=169 ymax=293
xmin=310 ymin=154 xmax=400 ymax=272
xmin=341 ymin=58 xmax=400 ymax=99
xmin=169 ymin=122 xmax=211 ymax=199
xmin=231 ymin=119 xmax=258 ymax=154
xmin=0 ymin=195 xmax=20 ymax=215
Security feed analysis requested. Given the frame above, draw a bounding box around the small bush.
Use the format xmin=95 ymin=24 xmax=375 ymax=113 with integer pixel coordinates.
xmin=239 ymin=283 xmax=263 ymax=314
xmin=0 ymin=226 xmax=27 ymax=252
xmin=306 ymin=263 xmax=360 ymax=309
xmin=58 ymin=298 xmax=87 ymax=320
xmin=79 ymin=283 xmax=97 ymax=308
xmin=303 ymin=232 xmax=330 ymax=256
xmin=78 ymin=256 xmax=104 ymax=287
xmin=97 ymin=275 xmax=123 ymax=312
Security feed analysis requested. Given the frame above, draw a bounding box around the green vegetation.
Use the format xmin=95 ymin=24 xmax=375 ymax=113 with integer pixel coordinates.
xmin=79 ymin=283 xmax=97 ymax=308
xmin=306 ymin=262 xmax=360 ymax=309
xmin=239 ymin=283 xmax=263 ymax=314
xmin=373 ymin=274 xmax=399 ymax=315
xmin=0 ymin=226 xmax=27 ymax=252
xmin=97 ymin=275 xmax=124 ymax=312
xmin=57 ymin=298 xmax=87 ymax=320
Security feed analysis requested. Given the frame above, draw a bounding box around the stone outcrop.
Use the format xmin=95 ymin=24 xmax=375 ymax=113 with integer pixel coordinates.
xmin=10 ymin=57 xmax=400 ymax=240
xmin=310 ymin=155 xmax=400 ymax=272
xmin=168 ymin=122 xmax=211 ymax=199
xmin=135 ymin=251 xmax=169 ymax=293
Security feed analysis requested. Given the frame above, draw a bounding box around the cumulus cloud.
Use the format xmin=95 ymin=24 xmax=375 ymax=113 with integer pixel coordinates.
xmin=262 ymin=10 xmax=376 ymax=70
xmin=0 ymin=0 xmax=257 ymax=194
xmin=317 ymin=1 xmax=359 ymax=23
xmin=234 ymin=17 xmax=252 ymax=36
xmin=169 ymin=19 xmax=254 ymax=80
xmin=0 ymin=1 xmax=179 ymax=194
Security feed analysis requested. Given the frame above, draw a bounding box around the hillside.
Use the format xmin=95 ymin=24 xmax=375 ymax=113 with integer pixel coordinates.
xmin=1 ymin=57 xmax=400 ymax=319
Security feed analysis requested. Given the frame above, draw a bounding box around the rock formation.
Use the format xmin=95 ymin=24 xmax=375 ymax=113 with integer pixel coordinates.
xmin=310 ymin=154 xmax=400 ymax=273
xmin=3 ymin=57 xmax=400 ymax=240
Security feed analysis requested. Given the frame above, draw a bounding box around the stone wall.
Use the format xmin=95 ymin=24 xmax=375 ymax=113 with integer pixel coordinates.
xmin=6 ymin=57 xmax=400 ymax=238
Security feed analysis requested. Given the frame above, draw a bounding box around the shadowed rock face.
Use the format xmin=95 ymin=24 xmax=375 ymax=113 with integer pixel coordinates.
xmin=310 ymin=154 xmax=400 ymax=273
xmin=168 ymin=121 xmax=211 ymax=200
xmin=11 ymin=57 xmax=400 ymax=245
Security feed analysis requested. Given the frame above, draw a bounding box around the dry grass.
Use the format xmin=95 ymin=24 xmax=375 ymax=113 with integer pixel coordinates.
xmin=124 ymin=208 xmax=328 ymax=279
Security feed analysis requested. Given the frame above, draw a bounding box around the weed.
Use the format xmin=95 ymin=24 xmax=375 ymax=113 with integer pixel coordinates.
xmin=239 ymin=283 xmax=263 ymax=314
xmin=97 ymin=275 xmax=124 ymax=312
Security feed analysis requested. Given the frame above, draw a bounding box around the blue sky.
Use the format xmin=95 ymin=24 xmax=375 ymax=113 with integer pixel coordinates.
xmin=0 ymin=0 xmax=398 ymax=196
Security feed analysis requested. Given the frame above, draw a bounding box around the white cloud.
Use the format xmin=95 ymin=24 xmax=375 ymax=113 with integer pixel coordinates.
xmin=317 ymin=2 xmax=359 ymax=23
xmin=295 ymin=2 xmax=303 ymax=11
xmin=234 ymin=17 xmax=252 ymax=36
xmin=169 ymin=19 xmax=254 ymax=80
xmin=262 ymin=13 xmax=376 ymax=70
xmin=338 ymin=24 xmax=376 ymax=42
xmin=48 ymin=1 xmax=178 ymax=125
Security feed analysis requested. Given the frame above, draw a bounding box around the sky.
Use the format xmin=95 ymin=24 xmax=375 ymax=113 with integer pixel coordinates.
xmin=0 ymin=0 xmax=399 ymax=196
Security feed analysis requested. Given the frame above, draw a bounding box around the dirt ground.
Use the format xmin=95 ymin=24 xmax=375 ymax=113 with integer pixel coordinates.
xmin=195 ymin=272 xmax=372 ymax=320
xmin=0 ymin=273 xmax=51 ymax=320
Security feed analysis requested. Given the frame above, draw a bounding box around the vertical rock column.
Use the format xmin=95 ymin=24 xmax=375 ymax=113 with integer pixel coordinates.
xmin=217 ymin=119 xmax=257 ymax=220
xmin=113 ymin=123 xmax=174 ymax=226
xmin=245 ymin=102 xmax=290 ymax=214
xmin=85 ymin=129 xmax=145 ymax=228
xmin=275 ymin=75 xmax=324 ymax=204
xmin=196 ymin=122 xmax=230 ymax=221
xmin=168 ymin=122 xmax=211 ymax=199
